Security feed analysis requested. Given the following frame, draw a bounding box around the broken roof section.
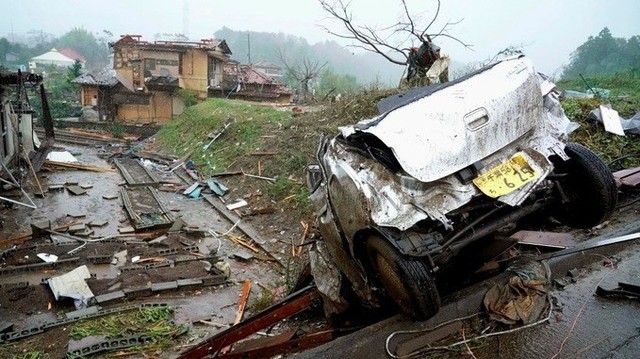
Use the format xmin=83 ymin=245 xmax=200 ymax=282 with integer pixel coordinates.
xmin=111 ymin=34 xmax=232 ymax=55
xmin=223 ymin=63 xmax=292 ymax=101
xmin=58 ymin=48 xmax=87 ymax=63
xmin=72 ymin=70 xmax=119 ymax=87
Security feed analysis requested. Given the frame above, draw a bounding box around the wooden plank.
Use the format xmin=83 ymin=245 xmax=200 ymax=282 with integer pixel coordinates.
xmin=203 ymin=196 xmax=285 ymax=268
xmin=44 ymin=160 xmax=114 ymax=173
xmin=234 ymin=280 xmax=252 ymax=325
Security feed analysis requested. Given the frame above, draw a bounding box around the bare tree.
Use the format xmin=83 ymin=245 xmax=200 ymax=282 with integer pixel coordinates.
xmin=319 ymin=0 xmax=471 ymax=84
xmin=277 ymin=48 xmax=327 ymax=102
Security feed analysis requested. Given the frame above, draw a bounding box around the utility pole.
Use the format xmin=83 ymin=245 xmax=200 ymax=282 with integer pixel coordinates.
xmin=183 ymin=0 xmax=190 ymax=39
xmin=247 ymin=33 xmax=251 ymax=65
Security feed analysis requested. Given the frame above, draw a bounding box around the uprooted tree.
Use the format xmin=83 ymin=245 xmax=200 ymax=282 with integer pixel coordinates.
xmin=277 ymin=48 xmax=327 ymax=102
xmin=319 ymin=0 xmax=471 ymax=87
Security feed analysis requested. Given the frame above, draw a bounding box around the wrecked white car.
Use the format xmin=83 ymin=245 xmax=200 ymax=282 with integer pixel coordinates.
xmin=306 ymin=56 xmax=617 ymax=320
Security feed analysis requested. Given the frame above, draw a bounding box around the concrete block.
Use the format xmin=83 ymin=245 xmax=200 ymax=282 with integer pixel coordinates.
xmin=151 ymin=281 xmax=178 ymax=292
xmin=94 ymin=291 xmax=125 ymax=304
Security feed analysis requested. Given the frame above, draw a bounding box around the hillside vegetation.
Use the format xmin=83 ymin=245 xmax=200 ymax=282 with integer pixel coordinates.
xmin=557 ymin=71 xmax=640 ymax=165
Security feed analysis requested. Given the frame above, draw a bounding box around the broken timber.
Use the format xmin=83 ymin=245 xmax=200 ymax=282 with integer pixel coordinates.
xmin=43 ymin=160 xmax=114 ymax=173
xmin=120 ymin=186 xmax=174 ymax=230
xmin=179 ymin=286 xmax=319 ymax=359
xmin=203 ymin=195 xmax=285 ymax=268
xmin=113 ymin=158 xmax=160 ymax=187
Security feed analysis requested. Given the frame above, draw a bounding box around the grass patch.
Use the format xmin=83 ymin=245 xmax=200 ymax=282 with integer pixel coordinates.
xmin=557 ymin=72 xmax=640 ymax=166
xmin=13 ymin=351 xmax=49 ymax=359
xmin=248 ymin=287 xmax=276 ymax=313
xmin=69 ymin=306 xmax=184 ymax=354
xmin=265 ymin=177 xmax=309 ymax=211
xmin=556 ymin=70 xmax=640 ymax=102
xmin=109 ymin=121 xmax=126 ymax=139
xmin=156 ymin=98 xmax=291 ymax=170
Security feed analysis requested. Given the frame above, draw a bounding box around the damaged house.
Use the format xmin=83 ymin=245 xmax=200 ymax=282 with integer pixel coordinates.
xmin=223 ymin=62 xmax=292 ymax=103
xmin=74 ymin=35 xmax=233 ymax=123
xmin=1 ymin=71 xmax=54 ymax=208
xmin=1 ymin=72 xmax=43 ymax=168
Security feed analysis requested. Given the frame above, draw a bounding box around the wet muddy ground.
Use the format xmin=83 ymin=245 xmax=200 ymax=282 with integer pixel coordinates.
xmin=0 ymin=143 xmax=289 ymax=357
xmin=2 ymin=140 xmax=640 ymax=358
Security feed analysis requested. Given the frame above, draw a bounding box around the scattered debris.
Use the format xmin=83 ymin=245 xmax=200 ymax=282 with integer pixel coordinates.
xmin=180 ymin=286 xmax=320 ymax=358
xmin=68 ymin=223 xmax=87 ymax=233
xmin=613 ymin=166 xmax=640 ymax=188
xmin=232 ymin=251 xmax=254 ymax=262
xmin=36 ymin=253 xmax=58 ymax=263
xmin=89 ymin=220 xmax=108 ymax=227
xmin=589 ymin=104 xmax=640 ymax=135
xmin=67 ymin=211 xmax=86 ymax=218
xmin=244 ymin=173 xmax=276 ymax=183
xmin=394 ymin=321 xmax=464 ymax=357
xmin=46 ymin=151 xmax=78 ymax=163
xmin=595 ymin=282 xmax=640 ymax=299
xmin=227 ymin=200 xmax=248 ymax=211
xmin=119 ymin=226 xmax=135 ymax=234
xmin=483 ymin=262 xmax=550 ymax=325
xmin=121 ymin=186 xmax=174 ymax=230
xmin=47 ymin=265 xmax=94 ymax=309
xmin=66 ymin=185 xmax=87 ymax=196
xmin=203 ymin=122 xmax=231 ymax=151
xmin=113 ymin=158 xmax=160 ymax=187
xmin=102 ymin=193 xmax=118 ymax=200
xmin=207 ymin=179 xmax=229 ymax=196
xmin=44 ymin=160 xmax=114 ymax=172
xmin=511 ymin=230 xmax=576 ymax=249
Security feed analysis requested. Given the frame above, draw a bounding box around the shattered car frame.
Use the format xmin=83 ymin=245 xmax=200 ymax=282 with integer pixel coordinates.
xmin=307 ymin=56 xmax=617 ymax=320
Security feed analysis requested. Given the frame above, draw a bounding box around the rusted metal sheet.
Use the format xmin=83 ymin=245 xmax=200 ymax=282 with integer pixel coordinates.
xmin=114 ymin=158 xmax=159 ymax=187
xmin=178 ymin=286 xmax=319 ymax=359
xmin=613 ymin=166 xmax=640 ymax=188
xmin=120 ymin=186 xmax=174 ymax=230
xmin=511 ymin=230 xmax=576 ymax=249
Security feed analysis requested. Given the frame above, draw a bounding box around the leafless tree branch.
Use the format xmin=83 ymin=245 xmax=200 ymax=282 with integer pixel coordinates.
xmin=319 ymin=0 xmax=471 ymax=67
xmin=421 ymin=0 xmax=441 ymax=39
xmin=277 ymin=47 xmax=327 ymax=99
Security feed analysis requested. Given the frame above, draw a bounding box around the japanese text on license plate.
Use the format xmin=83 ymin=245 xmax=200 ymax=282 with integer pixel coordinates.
xmin=472 ymin=153 xmax=539 ymax=198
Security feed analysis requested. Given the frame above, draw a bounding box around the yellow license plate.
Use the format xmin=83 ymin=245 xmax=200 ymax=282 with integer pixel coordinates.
xmin=472 ymin=153 xmax=539 ymax=198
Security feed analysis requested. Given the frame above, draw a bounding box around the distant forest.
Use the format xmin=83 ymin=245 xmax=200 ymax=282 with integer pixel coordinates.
xmin=3 ymin=26 xmax=636 ymax=90
xmin=0 ymin=28 xmax=110 ymax=70
xmin=562 ymin=27 xmax=640 ymax=78
xmin=214 ymin=27 xmax=404 ymax=89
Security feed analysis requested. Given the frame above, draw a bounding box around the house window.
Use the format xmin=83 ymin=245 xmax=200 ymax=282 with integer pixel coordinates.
xmin=145 ymin=59 xmax=156 ymax=71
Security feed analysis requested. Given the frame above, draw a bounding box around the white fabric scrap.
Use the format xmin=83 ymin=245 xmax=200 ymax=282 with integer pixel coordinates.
xmin=36 ymin=253 xmax=58 ymax=263
xmin=46 ymin=151 xmax=78 ymax=163
xmin=47 ymin=265 xmax=94 ymax=309
xmin=600 ymin=105 xmax=625 ymax=136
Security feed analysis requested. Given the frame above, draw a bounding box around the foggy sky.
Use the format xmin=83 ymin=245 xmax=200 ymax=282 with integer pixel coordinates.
xmin=3 ymin=0 xmax=638 ymax=77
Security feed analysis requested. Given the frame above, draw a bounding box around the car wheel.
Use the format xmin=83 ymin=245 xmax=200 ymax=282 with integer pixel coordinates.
xmin=366 ymin=235 xmax=440 ymax=320
xmin=552 ymin=142 xmax=618 ymax=228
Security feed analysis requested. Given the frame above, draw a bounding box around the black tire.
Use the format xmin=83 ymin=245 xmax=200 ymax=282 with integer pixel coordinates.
xmin=552 ymin=143 xmax=618 ymax=228
xmin=366 ymin=235 xmax=440 ymax=320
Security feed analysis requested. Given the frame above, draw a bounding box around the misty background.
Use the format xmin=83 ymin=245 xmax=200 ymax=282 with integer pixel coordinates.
xmin=1 ymin=0 xmax=639 ymax=85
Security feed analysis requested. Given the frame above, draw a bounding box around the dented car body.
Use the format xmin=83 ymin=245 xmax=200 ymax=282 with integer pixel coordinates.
xmin=307 ymin=56 xmax=617 ymax=320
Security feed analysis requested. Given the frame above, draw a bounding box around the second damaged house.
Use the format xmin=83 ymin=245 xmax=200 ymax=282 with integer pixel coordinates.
xmin=74 ymin=35 xmax=233 ymax=123
xmin=223 ymin=61 xmax=292 ymax=103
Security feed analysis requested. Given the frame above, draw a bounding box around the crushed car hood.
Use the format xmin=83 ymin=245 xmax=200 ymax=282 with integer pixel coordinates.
xmin=341 ymin=57 xmax=544 ymax=183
